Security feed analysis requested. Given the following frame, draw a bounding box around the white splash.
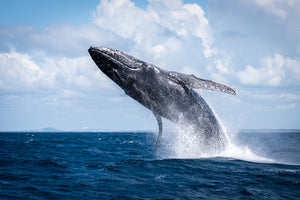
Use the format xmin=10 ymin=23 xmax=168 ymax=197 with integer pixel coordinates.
xmin=156 ymin=118 xmax=273 ymax=163
xmin=219 ymin=136 xmax=273 ymax=163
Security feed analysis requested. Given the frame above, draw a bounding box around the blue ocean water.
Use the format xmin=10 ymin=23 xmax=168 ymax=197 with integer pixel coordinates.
xmin=0 ymin=130 xmax=299 ymax=199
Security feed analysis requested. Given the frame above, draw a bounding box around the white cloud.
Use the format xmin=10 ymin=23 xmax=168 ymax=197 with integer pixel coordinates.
xmin=215 ymin=59 xmax=230 ymax=74
xmin=237 ymin=53 xmax=300 ymax=86
xmin=0 ymin=50 xmax=113 ymax=93
xmin=0 ymin=50 xmax=51 ymax=90
xmin=94 ymin=0 xmax=147 ymax=39
xmin=93 ymin=0 xmax=214 ymax=60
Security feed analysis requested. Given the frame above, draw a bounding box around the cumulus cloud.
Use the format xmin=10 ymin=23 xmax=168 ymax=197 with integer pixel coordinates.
xmin=0 ymin=50 xmax=51 ymax=90
xmin=237 ymin=53 xmax=300 ymax=86
xmin=0 ymin=50 xmax=113 ymax=93
xmin=93 ymin=0 xmax=214 ymax=61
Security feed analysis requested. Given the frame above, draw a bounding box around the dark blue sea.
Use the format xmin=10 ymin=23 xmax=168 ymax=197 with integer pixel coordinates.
xmin=0 ymin=130 xmax=299 ymax=199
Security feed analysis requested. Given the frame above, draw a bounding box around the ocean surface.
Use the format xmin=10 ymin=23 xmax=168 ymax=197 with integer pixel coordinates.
xmin=0 ymin=130 xmax=299 ymax=199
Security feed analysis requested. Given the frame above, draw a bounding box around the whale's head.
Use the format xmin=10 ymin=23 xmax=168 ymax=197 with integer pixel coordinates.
xmin=88 ymin=46 xmax=148 ymax=88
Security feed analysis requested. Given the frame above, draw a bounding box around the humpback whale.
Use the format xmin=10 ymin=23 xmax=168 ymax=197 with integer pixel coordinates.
xmin=88 ymin=46 xmax=236 ymax=152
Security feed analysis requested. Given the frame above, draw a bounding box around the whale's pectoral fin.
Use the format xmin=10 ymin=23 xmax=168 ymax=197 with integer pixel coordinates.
xmin=168 ymin=71 xmax=237 ymax=95
xmin=153 ymin=112 xmax=163 ymax=150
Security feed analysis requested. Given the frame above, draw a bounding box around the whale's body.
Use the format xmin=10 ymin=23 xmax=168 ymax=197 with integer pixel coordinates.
xmin=88 ymin=47 xmax=236 ymax=152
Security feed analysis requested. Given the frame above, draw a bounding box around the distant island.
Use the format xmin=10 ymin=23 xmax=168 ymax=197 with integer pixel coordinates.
xmin=32 ymin=127 xmax=62 ymax=132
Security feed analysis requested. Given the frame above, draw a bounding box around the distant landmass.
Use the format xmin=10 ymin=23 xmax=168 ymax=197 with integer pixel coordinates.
xmin=32 ymin=127 xmax=62 ymax=132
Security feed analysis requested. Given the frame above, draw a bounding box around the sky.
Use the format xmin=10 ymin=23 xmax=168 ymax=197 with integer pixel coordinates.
xmin=0 ymin=0 xmax=299 ymax=131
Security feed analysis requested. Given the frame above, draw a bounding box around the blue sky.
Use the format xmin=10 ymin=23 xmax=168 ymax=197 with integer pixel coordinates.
xmin=0 ymin=0 xmax=299 ymax=131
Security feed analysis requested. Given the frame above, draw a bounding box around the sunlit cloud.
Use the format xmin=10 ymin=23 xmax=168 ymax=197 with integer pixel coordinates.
xmin=237 ymin=54 xmax=300 ymax=86
xmin=93 ymin=0 xmax=214 ymax=62
xmin=0 ymin=50 xmax=113 ymax=93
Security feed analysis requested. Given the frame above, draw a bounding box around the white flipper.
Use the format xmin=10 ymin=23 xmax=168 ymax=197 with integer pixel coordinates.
xmin=167 ymin=71 xmax=237 ymax=95
xmin=153 ymin=112 xmax=162 ymax=150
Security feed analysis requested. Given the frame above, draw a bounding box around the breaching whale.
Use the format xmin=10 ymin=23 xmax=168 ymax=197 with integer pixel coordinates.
xmin=88 ymin=46 xmax=236 ymax=152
